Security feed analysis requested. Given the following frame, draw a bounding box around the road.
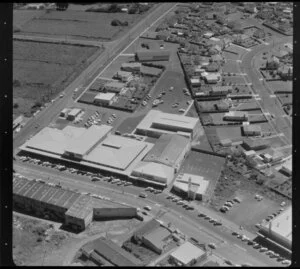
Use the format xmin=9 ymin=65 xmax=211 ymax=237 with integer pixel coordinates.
xmin=237 ymin=36 xmax=292 ymax=146
xmin=14 ymin=161 xmax=283 ymax=266
xmin=13 ymin=2 xmax=178 ymax=153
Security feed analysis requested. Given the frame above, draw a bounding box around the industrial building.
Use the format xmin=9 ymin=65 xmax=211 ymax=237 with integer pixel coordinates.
xmin=172 ymin=173 xmax=209 ymax=201
xmin=121 ymin=62 xmax=142 ymax=72
xmin=136 ymin=50 xmax=170 ymax=62
xmin=242 ymin=124 xmax=262 ymax=136
xmin=94 ymin=92 xmax=117 ymax=106
xmin=258 ymin=206 xmax=292 ymax=251
xmin=103 ymin=81 xmax=126 ymax=93
xmin=81 ymin=237 xmax=142 ymax=266
xmin=169 ymin=241 xmax=207 ymax=266
xmin=242 ymin=138 xmax=270 ymax=151
xmin=19 ymin=125 xmax=154 ymax=177
xmin=13 ymin=176 xmax=137 ymax=232
xmin=143 ymin=134 xmax=190 ymax=170
xmin=135 ymin=110 xmax=202 ymax=140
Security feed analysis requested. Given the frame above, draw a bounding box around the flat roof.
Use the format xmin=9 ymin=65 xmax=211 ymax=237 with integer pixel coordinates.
xmin=143 ymin=134 xmax=189 ymax=167
xmin=68 ymin=108 xmax=81 ymax=117
xmin=173 ymin=173 xmax=209 ymax=195
xmin=94 ymin=92 xmax=116 ymax=101
xmin=136 ymin=110 xmax=199 ymax=134
xmin=104 ymin=81 xmax=126 ymax=88
xmin=171 ymin=241 xmax=205 ymax=265
xmin=85 ymin=135 xmax=152 ymax=171
xmin=261 ymin=206 xmax=292 ymax=243
xmin=64 ymin=125 xmax=112 ymax=156
xmin=243 ymin=124 xmax=262 ymax=132
xmin=143 ymin=226 xmax=171 ymax=249
xmin=136 ymin=50 xmax=170 ymax=58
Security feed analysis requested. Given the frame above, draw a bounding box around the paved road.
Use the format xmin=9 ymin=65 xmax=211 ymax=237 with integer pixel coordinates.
xmin=238 ymin=37 xmax=292 ymax=145
xmin=13 ymin=2 xmax=178 ymax=153
xmin=14 ymin=161 xmax=283 ymax=266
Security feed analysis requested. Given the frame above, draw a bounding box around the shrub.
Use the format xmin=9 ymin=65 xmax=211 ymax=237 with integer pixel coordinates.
xmin=13 ymin=102 xmax=19 ymax=109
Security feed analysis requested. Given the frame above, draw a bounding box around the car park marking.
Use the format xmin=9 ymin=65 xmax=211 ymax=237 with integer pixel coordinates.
xmin=234 ymin=244 xmax=247 ymax=252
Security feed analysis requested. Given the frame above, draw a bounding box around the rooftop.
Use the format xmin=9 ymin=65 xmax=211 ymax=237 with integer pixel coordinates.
xmin=94 ymin=92 xmax=116 ymax=101
xmin=104 ymin=81 xmax=126 ymax=89
xmin=173 ymin=173 xmax=209 ymax=195
xmin=65 ymin=194 xmax=94 ymax=220
xmin=170 ymin=241 xmax=205 ymax=265
xmin=136 ymin=50 xmax=170 ymax=59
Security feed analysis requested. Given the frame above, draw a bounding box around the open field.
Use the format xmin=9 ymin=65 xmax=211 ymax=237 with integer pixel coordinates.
xmin=180 ymin=151 xmax=225 ymax=182
xmin=267 ymin=81 xmax=292 ymax=93
xmin=223 ymin=51 xmax=240 ymax=61
xmin=13 ymin=10 xmax=45 ymax=28
xmin=223 ymin=75 xmax=247 ymax=85
xmin=222 ymin=61 xmax=240 ymax=74
xmin=13 ymin=41 xmax=100 ymax=117
xmin=16 ymin=10 xmax=147 ymax=41
xmin=215 ymin=126 xmax=243 ymax=142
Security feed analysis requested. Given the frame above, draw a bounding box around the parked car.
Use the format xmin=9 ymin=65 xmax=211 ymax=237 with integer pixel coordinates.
xmin=144 ymin=206 xmax=151 ymax=211
xmin=208 ymin=243 xmax=216 ymax=249
xmin=139 ymin=192 xmax=147 ymax=198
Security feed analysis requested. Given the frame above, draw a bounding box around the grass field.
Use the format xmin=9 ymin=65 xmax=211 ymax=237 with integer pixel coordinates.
xmin=215 ymin=126 xmax=243 ymax=142
xmin=223 ymin=75 xmax=246 ymax=85
xmin=268 ymin=81 xmax=292 ymax=93
xmin=13 ymin=10 xmax=45 ymax=28
xmin=223 ymin=52 xmax=240 ymax=61
xmin=13 ymin=41 xmax=100 ymax=117
xmin=222 ymin=61 xmax=240 ymax=74
xmin=180 ymin=151 xmax=225 ymax=182
xmin=17 ymin=10 xmax=145 ymax=41
xmin=276 ymin=93 xmax=292 ymax=106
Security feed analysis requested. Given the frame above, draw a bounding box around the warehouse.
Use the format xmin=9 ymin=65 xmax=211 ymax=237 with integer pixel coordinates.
xmin=140 ymin=65 xmax=163 ymax=77
xmin=130 ymin=161 xmax=175 ymax=186
xmin=172 ymin=173 xmax=209 ymax=201
xmin=258 ymin=206 xmax=292 ymax=251
xmin=104 ymin=81 xmax=126 ymax=93
xmin=67 ymin=108 xmax=81 ymax=121
xmin=81 ymin=237 xmax=142 ymax=266
xmin=94 ymin=92 xmax=117 ymax=106
xmin=114 ymin=70 xmax=133 ymax=82
xmin=242 ymin=124 xmax=262 ymax=136
xmin=135 ymin=110 xmax=202 ymax=140
xmin=169 ymin=241 xmax=207 ymax=266
xmin=121 ymin=62 xmax=142 ymax=72
xmin=143 ymin=134 xmax=190 ymax=171
xmin=136 ymin=50 xmax=170 ymax=62
xmin=19 ymin=125 xmax=154 ymax=177
xmin=279 ymin=158 xmax=292 ymax=176
xmin=13 ymin=176 xmax=138 ymax=232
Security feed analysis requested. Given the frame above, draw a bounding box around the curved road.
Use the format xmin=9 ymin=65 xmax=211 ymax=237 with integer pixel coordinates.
xmin=238 ymin=36 xmax=292 ymax=145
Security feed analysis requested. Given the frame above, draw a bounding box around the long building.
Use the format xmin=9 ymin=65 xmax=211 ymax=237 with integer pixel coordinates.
xmin=258 ymin=206 xmax=292 ymax=251
xmin=136 ymin=50 xmax=170 ymax=62
xmin=13 ymin=176 xmax=137 ymax=231
xmin=135 ymin=110 xmax=202 ymax=140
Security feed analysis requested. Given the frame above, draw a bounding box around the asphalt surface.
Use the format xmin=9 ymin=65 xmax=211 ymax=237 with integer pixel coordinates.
xmin=14 ymin=161 xmax=284 ymax=266
xmin=237 ymin=36 xmax=292 ymax=145
xmin=13 ymin=2 xmax=178 ymax=153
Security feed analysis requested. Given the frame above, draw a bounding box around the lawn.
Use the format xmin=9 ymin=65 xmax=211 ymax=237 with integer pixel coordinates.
xmin=223 ymin=75 xmax=246 ymax=85
xmin=13 ymin=41 xmax=100 ymax=117
xmin=13 ymin=9 xmax=45 ymax=28
xmin=267 ymin=81 xmax=292 ymax=93
xmin=18 ymin=10 xmax=145 ymax=41
xmin=215 ymin=126 xmax=243 ymax=142
xmin=222 ymin=61 xmax=240 ymax=74
xmin=276 ymin=93 xmax=292 ymax=106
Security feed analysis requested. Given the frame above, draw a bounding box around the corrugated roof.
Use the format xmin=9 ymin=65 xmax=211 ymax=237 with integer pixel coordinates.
xmin=65 ymin=195 xmax=93 ymax=219
xmin=243 ymin=124 xmax=261 ymax=132
xmin=17 ymin=180 xmax=36 ymax=196
xmin=13 ymin=177 xmax=30 ymax=194
xmin=24 ymin=182 xmax=45 ymax=198
xmin=143 ymin=226 xmax=171 ymax=249
xmin=34 ymin=185 xmax=58 ymax=202
xmin=143 ymin=134 xmax=189 ymax=167
xmin=54 ymin=190 xmax=75 ymax=208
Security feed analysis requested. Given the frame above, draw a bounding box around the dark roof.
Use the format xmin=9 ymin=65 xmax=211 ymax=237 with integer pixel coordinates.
xmin=134 ymin=218 xmax=161 ymax=239
xmin=89 ymin=238 xmax=141 ymax=266
xmin=136 ymin=50 xmax=170 ymax=60
xmin=143 ymin=134 xmax=190 ymax=167
xmin=243 ymin=138 xmax=270 ymax=149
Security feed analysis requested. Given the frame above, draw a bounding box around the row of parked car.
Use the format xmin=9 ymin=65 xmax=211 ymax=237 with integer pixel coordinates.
xmin=220 ymin=197 xmax=242 ymax=213
xmin=145 ymin=186 xmax=163 ymax=194
xmin=84 ymin=111 xmax=102 ymax=128
xmin=166 ymin=194 xmax=195 ymax=210
xmin=198 ymin=213 xmax=222 ymax=226
xmin=232 ymin=231 xmax=291 ymax=265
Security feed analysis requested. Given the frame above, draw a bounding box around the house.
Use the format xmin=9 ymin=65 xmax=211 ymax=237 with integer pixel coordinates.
xmin=204 ymin=73 xmax=221 ymax=84
xmin=210 ymin=86 xmax=232 ymax=96
xmin=104 ymin=81 xmax=126 ymax=93
xmin=203 ymin=32 xmax=214 ymax=38
xmin=278 ymin=65 xmax=292 ymax=80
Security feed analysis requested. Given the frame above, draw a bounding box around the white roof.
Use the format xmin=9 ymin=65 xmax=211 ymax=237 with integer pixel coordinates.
xmin=85 ymin=135 xmax=151 ymax=171
xmin=171 ymin=241 xmax=205 ymax=265
xmin=136 ymin=110 xmax=199 ymax=135
xmin=94 ymin=92 xmax=116 ymax=101
xmin=68 ymin=108 xmax=81 ymax=117
xmin=65 ymin=125 xmax=112 ymax=156
xmin=132 ymin=161 xmax=174 ymax=184
xmin=24 ymin=126 xmax=86 ymax=155
xmin=173 ymin=173 xmax=209 ymax=195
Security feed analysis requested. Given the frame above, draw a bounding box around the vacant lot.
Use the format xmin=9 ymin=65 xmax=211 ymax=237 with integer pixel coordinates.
xmin=267 ymin=81 xmax=292 ymax=93
xmin=18 ymin=10 xmax=145 ymax=41
xmin=13 ymin=41 xmax=100 ymax=117
xmin=222 ymin=61 xmax=240 ymax=74
xmin=276 ymin=93 xmax=292 ymax=106
xmin=215 ymin=126 xmax=243 ymax=142
xmin=223 ymin=51 xmax=240 ymax=61
xmin=180 ymin=150 xmax=225 ymax=182
xmin=223 ymin=75 xmax=246 ymax=85
xmin=13 ymin=10 xmax=45 ymax=29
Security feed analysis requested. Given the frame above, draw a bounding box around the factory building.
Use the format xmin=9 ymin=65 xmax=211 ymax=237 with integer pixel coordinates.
xmin=135 ymin=110 xmax=202 ymax=140
xmin=172 ymin=173 xmax=209 ymax=201
xmin=258 ymin=206 xmax=292 ymax=251
xmin=19 ymin=125 xmax=154 ymax=178
xmin=169 ymin=241 xmax=207 ymax=266
xmin=94 ymin=92 xmax=117 ymax=106
xmin=13 ymin=176 xmax=138 ymax=232
xmin=136 ymin=50 xmax=170 ymax=62
xmin=143 ymin=134 xmax=190 ymax=171
xmin=242 ymin=138 xmax=270 ymax=151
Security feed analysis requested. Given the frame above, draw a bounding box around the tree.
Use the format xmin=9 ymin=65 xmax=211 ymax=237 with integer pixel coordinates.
xmin=13 ymin=102 xmax=19 ymax=109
